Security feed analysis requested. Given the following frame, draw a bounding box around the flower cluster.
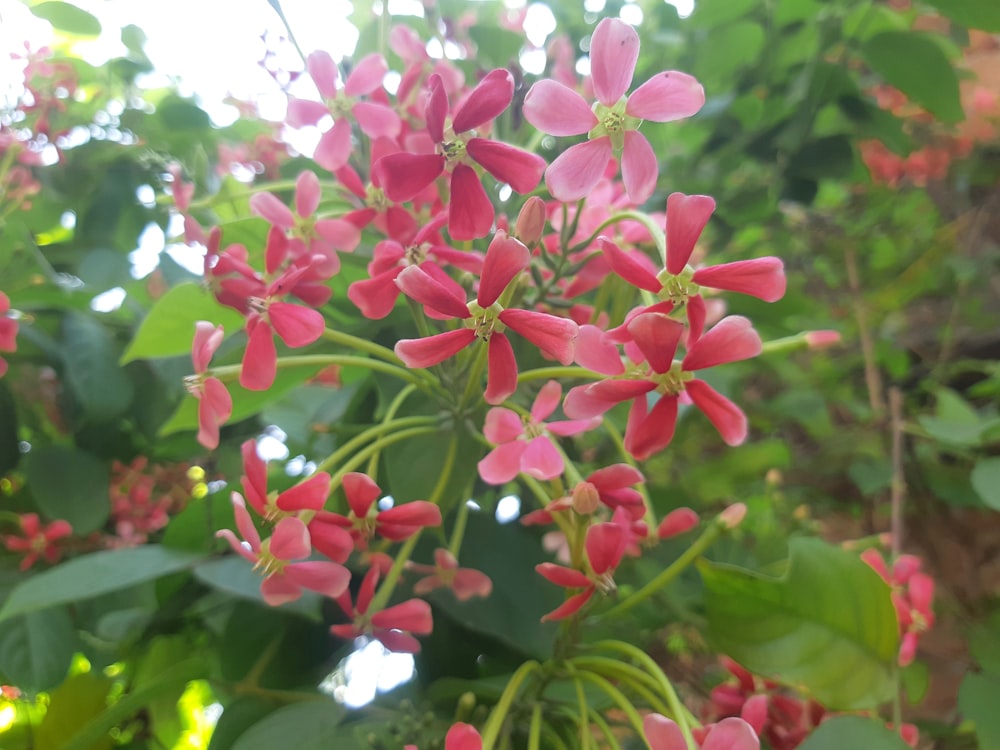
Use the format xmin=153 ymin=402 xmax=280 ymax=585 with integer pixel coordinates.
xmin=861 ymin=549 xmax=936 ymax=667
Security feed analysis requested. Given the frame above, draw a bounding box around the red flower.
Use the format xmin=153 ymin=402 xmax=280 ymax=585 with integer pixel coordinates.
xmin=185 ymin=321 xmax=232 ymax=450
xmin=0 ymin=291 xmax=19 ymax=378
xmin=394 ymin=231 xmax=578 ymax=405
xmin=408 ymin=548 xmax=492 ymax=601
xmin=376 ymin=70 xmax=545 ymax=240
xmin=1 ymin=513 xmax=72 ymax=570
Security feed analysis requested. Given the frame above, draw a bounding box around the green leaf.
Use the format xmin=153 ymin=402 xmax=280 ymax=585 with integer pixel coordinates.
xmin=0 ymin=608 xmax=77 ymax=692
xmin=0 ymin=546 xmax=204 ymax=621
xmin=688 ymin=0 xmax=758 ymax=27
xmin=231 ymin=700 xmax=346 ymax=750
xmin=699 ymin=537 xmax=899 ymax=709
xmin=24 ymin=446 xmax=109 ymax=534
xmin=796 ymin=716 xmax=912 ymax=750
xmin=62 ymin=313 xmax=134 ymax=420
xmin=861 ymin=32 xmax=964 ymax=124
xmin=924 ymin=0 xmax=1000 ymax=32
xmin=918 ymin=389 xmax=983 ymax=447
xmin=468 ymin=26 xmax=524 ymax=68
xmin=971 ymin=458 xmax=1000 ymax=510
xmin=787 ymin=136 xmax=855 ymax=181
xmin=959 ymin=672 xmax=1000 ymax=750
xmin=698 ymin=22 xmax=766 ymax=81
xmin=121 ymin=283 xmax=245 ymax=363
xmin=0 ymin=381 xmax=19 ymax=476
xmin=208 ymin=697 xmax=277 ymax=750
xmin=36 ymin=672 xmax=113 ymax=750
xmin=157 ymin=96 xmax=211 ymax=131
xmin=193 ymin=557 xmax=322 ymax=619
xmin=29 ymin=1 xmax=101 ymax=36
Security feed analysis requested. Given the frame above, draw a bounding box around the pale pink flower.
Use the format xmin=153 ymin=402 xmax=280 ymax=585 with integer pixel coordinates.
xmin=524 ymin=18 xmax=704 ymax=203
xmin=477 ymin=380 xmax=599 ymax=484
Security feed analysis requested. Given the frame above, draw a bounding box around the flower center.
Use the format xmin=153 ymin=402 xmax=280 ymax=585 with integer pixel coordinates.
xmin=440 ymin=138 xmax=468 ymax=165
xmin=405 ymin=243 xmax=430 ymax=266
xmin=656 ymin=266 xmax=700 ymax=306
xmin=650 ymin=362 xmax=692 ymax=396
xmin=366 ymin=185 xmax=390 ymax=212
xmin=466 ymin=301 xmax=505 ymax=342
xmin=254 ymin=539 xmax=288 ymax=578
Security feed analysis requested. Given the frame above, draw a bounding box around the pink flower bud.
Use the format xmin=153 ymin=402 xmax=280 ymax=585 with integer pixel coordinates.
xmin=571 ymin=481 xmax=601 ymax=515
xmin=657 ymin=507 xmax=699 ymax=539
xmin=719 ymin=503 xmax=747 ymax=529
xmin=514 ymin=196 xmax=546 ymax=246
xmin=805 ymin=330 xmax=842 ymax=349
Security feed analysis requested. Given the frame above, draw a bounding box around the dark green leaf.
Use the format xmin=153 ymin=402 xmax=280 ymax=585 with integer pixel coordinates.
xmin=121 ymin=282 xmax=245 ymax=363
xmin=861 ymin=32 xmax=964 ymax=124
xmin=787 ymin=136 xmax=855 ymax=180
xmin=157 ymin=96 xmax=211 ymax=131
xmin=700 ymin=537 xmax=899 ymax=709
xmin=0 ymin=546 xmax=204 ymax=621
xmin=0 ymin=381 xmax=19 ymax=476
xmin=231 ymin=700 xmax=346 ymax=750
xmin=971 ymin=458 xmax=1000 ymax=510
xmin=61 ymin=313 xmax=134 ymax=420
xmin=959 ymin=673 xmax=1000 ymax=750
xmin=0 ymin=608 xmax=77 ymax=692
xmin=797 ymin=716 xmax=912 ymax=750
xmin=924 ymin=0 xmax=1000 ymax=32
xmin=208 ymin=697 xmax=277 ymax=750
xmin=24 ymin=445 xmax=109 ymax=534
xmin=29 ymin=2 xmax=101 ymax=36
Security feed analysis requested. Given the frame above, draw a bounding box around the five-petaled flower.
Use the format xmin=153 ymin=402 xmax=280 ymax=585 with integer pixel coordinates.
xmin=331 ymin=564 xmax=433 ymax=653
xmin=407 ymin=548 xmax=493 ymax=601
xmin=523 ymin=17 xmax=704 ymax=204
xmin=1 ymin=513 xmax=72 ymax=570
xmin=645 ymin=714 xmax=760 ymax=750
xmin=185 ymin=321 xmax=233 ymax=451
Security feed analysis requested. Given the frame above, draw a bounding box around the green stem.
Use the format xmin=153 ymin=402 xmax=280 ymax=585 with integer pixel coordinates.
xmin=517 ymin=366 xmax=604 ymax=384
xmin=448 ymin=490 xmax=470 ymax=557
xmin=569 ymin=668 xmax=646 ymax=739
xmin=760 ymin=331 xmax=825 ymax=356
xmin=459 ymin=340 xmax=489 ymax=410
xmin=570 ymin=656 xmax=672 ymax=716
xmin=209 ymin=354 xmax=426 ymax=387
xmin=314 ymin=416 xmax=438 ymax=475
xmin=573 ymin=673 xmax=592 ymax=750
xmin=528 ymin=702 xmax=543 ymax=750
xmin=367 ymin=531 xmax=422 ymax=614
xmin=328 ymin=426 xmax=439 ymax=492
xmin=319 ymin=327 xmax=407 ymax=365
xmin=480 ymin=661 xmax=541 ymax=750
xmin=568 ymin=210 xmax=666 ymax=264
xmin=587 ymin=705 xmax=622 ymax=750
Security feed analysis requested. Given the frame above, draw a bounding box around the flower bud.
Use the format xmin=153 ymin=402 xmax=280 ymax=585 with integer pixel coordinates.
xmin=657 ymin=507 xmax=699 ymax=539
xmin=804 ymin=330 xmax=841 ymax=350
xmin=719 ymin=502 xmax=747 ymax=529
xmin=571 ymin=481 xmax=600 ymax=515
xmin=514 ymin=196 xmax=546 ymax=246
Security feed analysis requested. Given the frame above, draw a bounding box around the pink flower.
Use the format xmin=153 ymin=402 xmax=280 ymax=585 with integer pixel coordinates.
xmin=376 ymin=70 xmax=546 ymax=240
xmin=600 ymin=193 xmax=785 ymax=338
xmin=524 ymin=18 xmax=704 ymax=203
xmin=0 ymin=291 xmax=19 ymax=378
xmin=564 ymin=314 xmax=762 ymax=459
xmin=1 ymin=513 xmax=72 ymax=570
xmin=536 ymin=520 xmax=628 ymax=621
xmin=238 ymin=438 xmax=334 ymax=522
xmin=286 ymin=51 xmax=401 ymax=172
xmin=215 ymin=493 xmax=350 ymax=606
xmin=185 ymin=321 xmax=233 ymax=450
xmin=645 ymin=714 xmax=760 ymax=750
xmin=394 ymin=231 xmax=578 ymax=405
xmin=331 ymin=565 xmax=433 ymax=653
xmin=408 ymin=548 xmax=493 ymax=601
xmin=478 ymin=380 xmax=599 ymax=484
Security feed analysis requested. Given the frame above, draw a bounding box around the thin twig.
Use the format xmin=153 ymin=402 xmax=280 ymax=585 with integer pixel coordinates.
xmin=889 ymin=387 xmax=906 ymax=558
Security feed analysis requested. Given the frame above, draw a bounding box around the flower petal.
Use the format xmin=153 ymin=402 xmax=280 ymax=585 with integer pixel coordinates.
xmin=485 ymin=333 xmax=518 ymax=405
xmin=484 ymin=407 xmax=524 ymax=444
xmin=448 ymin=164 xmax=495 ymax=241
xmin=536 ymin=562 xmax=591 ymax=588
xmin=260 ymin=574 xmax=303 ymax=606
xmin=621 ymin=130 xmax=658 ymax=205
xmin=586 ymin=521 xmax=626 ymax=574
xmin=627 ymin=312 xmax=685 ymax=374
xmin=307 ymin=50 xmax=340 ymax=98
xmin=590 ymin=18 xmax=640 ymax=106
xmin=270 ymin=516 xmax=312 ymax=561
xmin=666 ymin=192 xmax=716 ymax=274
xmin=396 ymin=265 xmax=471 ymax=318
xmin=499 ymin=309 xmax=578 ymax=365
xmin=624 ymin=394 xmax=678 ymax=460
xmin=344 ymin=53 xmax=388 ymax=97
xmin=375 ymin=153 xmax=445 ymax=203
xmin=269 ymin=302 xmax=325 ymax=348
xmin=692 ymin=258 xmax=786 ymax=302
xmin=644 ymin=714 xmax=687 ymax=750
xmin=277 ymin=471 xmax=331 ymax=512
xmin=295 ymin=170 xmax=321 ymax=218
xmin=523 ymin=79 xmax=598 ymax=135
xmin=240 ymin=320 xmax=277 ymax=391
xmin=396 ymin=329 xmax=476 ymax=368
xmin=685 ymin=379 xmax=747 ymax=446
xmin=371 ymin=598 xmax=433 ymax=634
xmin=682 ymin=316 xmax=761 ymax=371
xmin=544 ymin=137 xmax=614 ymax=202
xmin=250 ymin=192 xmax=295 ymax=229
xmin=466 ymin=139 xmax=546 ymax=194
xmin=540 ymin=588 xmax=594 ymax=621
xmin=563 ymin=379 xmax=654 ymax=419
xmin=531 ymin=380 xmax=562 ymax=423
xmin=314 ymin=118 xmax=353 ymax=172
xmin=192 ymin=321 xmax=224 ymax=373
xmin=626 ymin=71 xmax=705 ymax=122
xmin=521 ymin=435 xmax=564 ymax=480
xmin=599 ymin=237 xmax=661 ymax=293
xmin=286 ymin=560 xmax=351 ymax=599
xmin=574 ymin=324 xmax=625 ymax=375
xmin=353 ymin=101 xmax=402 ymax=139
xmin=702 ymin=718 xmax=761 ymax=750
xmin=478 ymin=230 xmax=530 ymax=308
xmin=478 ymin=441 xmax=528 ymax=485
xmin=453 ymin=69 xmax=514 ymax=133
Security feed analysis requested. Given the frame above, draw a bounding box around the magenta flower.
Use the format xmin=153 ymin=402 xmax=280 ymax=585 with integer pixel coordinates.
xmin=185 ymin=321 xmax=233 ymax=451
xmin=216 ymin=493 xmax=351 ymax=606
xmin=0 ymin=291 xmax=19 ymax=378
xmin=478 ymin=380 xmax=599 ymax=484
xmin=564 ymin=314 xmax=762 ymax=459
xmin=394 ymin=231 xmax=578 ymax=405
xmin=331 ymin=565 xmax=433 ymax=653
xmin=408 ymin=548 xmax=493 ymax=601
xmin=286 ymin=51 xmax=401 ymax=172
xmin=600 ymin=193 xmax=785 ymax=338
xmin=376 ymin=70 xmax=546 ymax=240
xmin=523 ymin=18 xmax=704 ymax=203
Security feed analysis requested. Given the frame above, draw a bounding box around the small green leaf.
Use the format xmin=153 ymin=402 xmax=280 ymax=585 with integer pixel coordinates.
xmin=971 ymin=458 xmax=1000 ymax=510
xmin=688 ymin=0 xmax=758 ymax=27
xmin=122 ymin=283 xmax=245 ymax=363
xmin=193 ymin=557 xmax=322 ymax=619
xmin=0 ymin=381 xmax=19 ymax=476
xmin=924 ymin=0 xmax=1000 ymax=32
xmin=796 ymin=716 xmax=912 ymax=750
xmin=787 ymin=136 xmax=855 ymax=180
xmin=0 ymin=546 xmax=204 ymax=621
xmin=700 ymin=537 xmax=899 ymax=709
xmin=959 ymin=672 xmax=1000 ymax=750
xmin=918 ymin=388 xmax=983 ymax=446
xmin=861 ymin=32 xmax=964 ymax=124
xmin=232 ymin=701 xmax=346 ymax=750
xmin=37 ymin=672 xmax=113 ymax=750
xmin=29 ymin=2 xmax=101 ymax=36
xmin=208 ymin=698 xmax=277 ymax=750
xmin=25 ymin=446 xmax=109 ymax=534
xmin=62 ymin=313 xmax=134 ymax=420
xmin=0 ymin=608 xmax=77 ymax=692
